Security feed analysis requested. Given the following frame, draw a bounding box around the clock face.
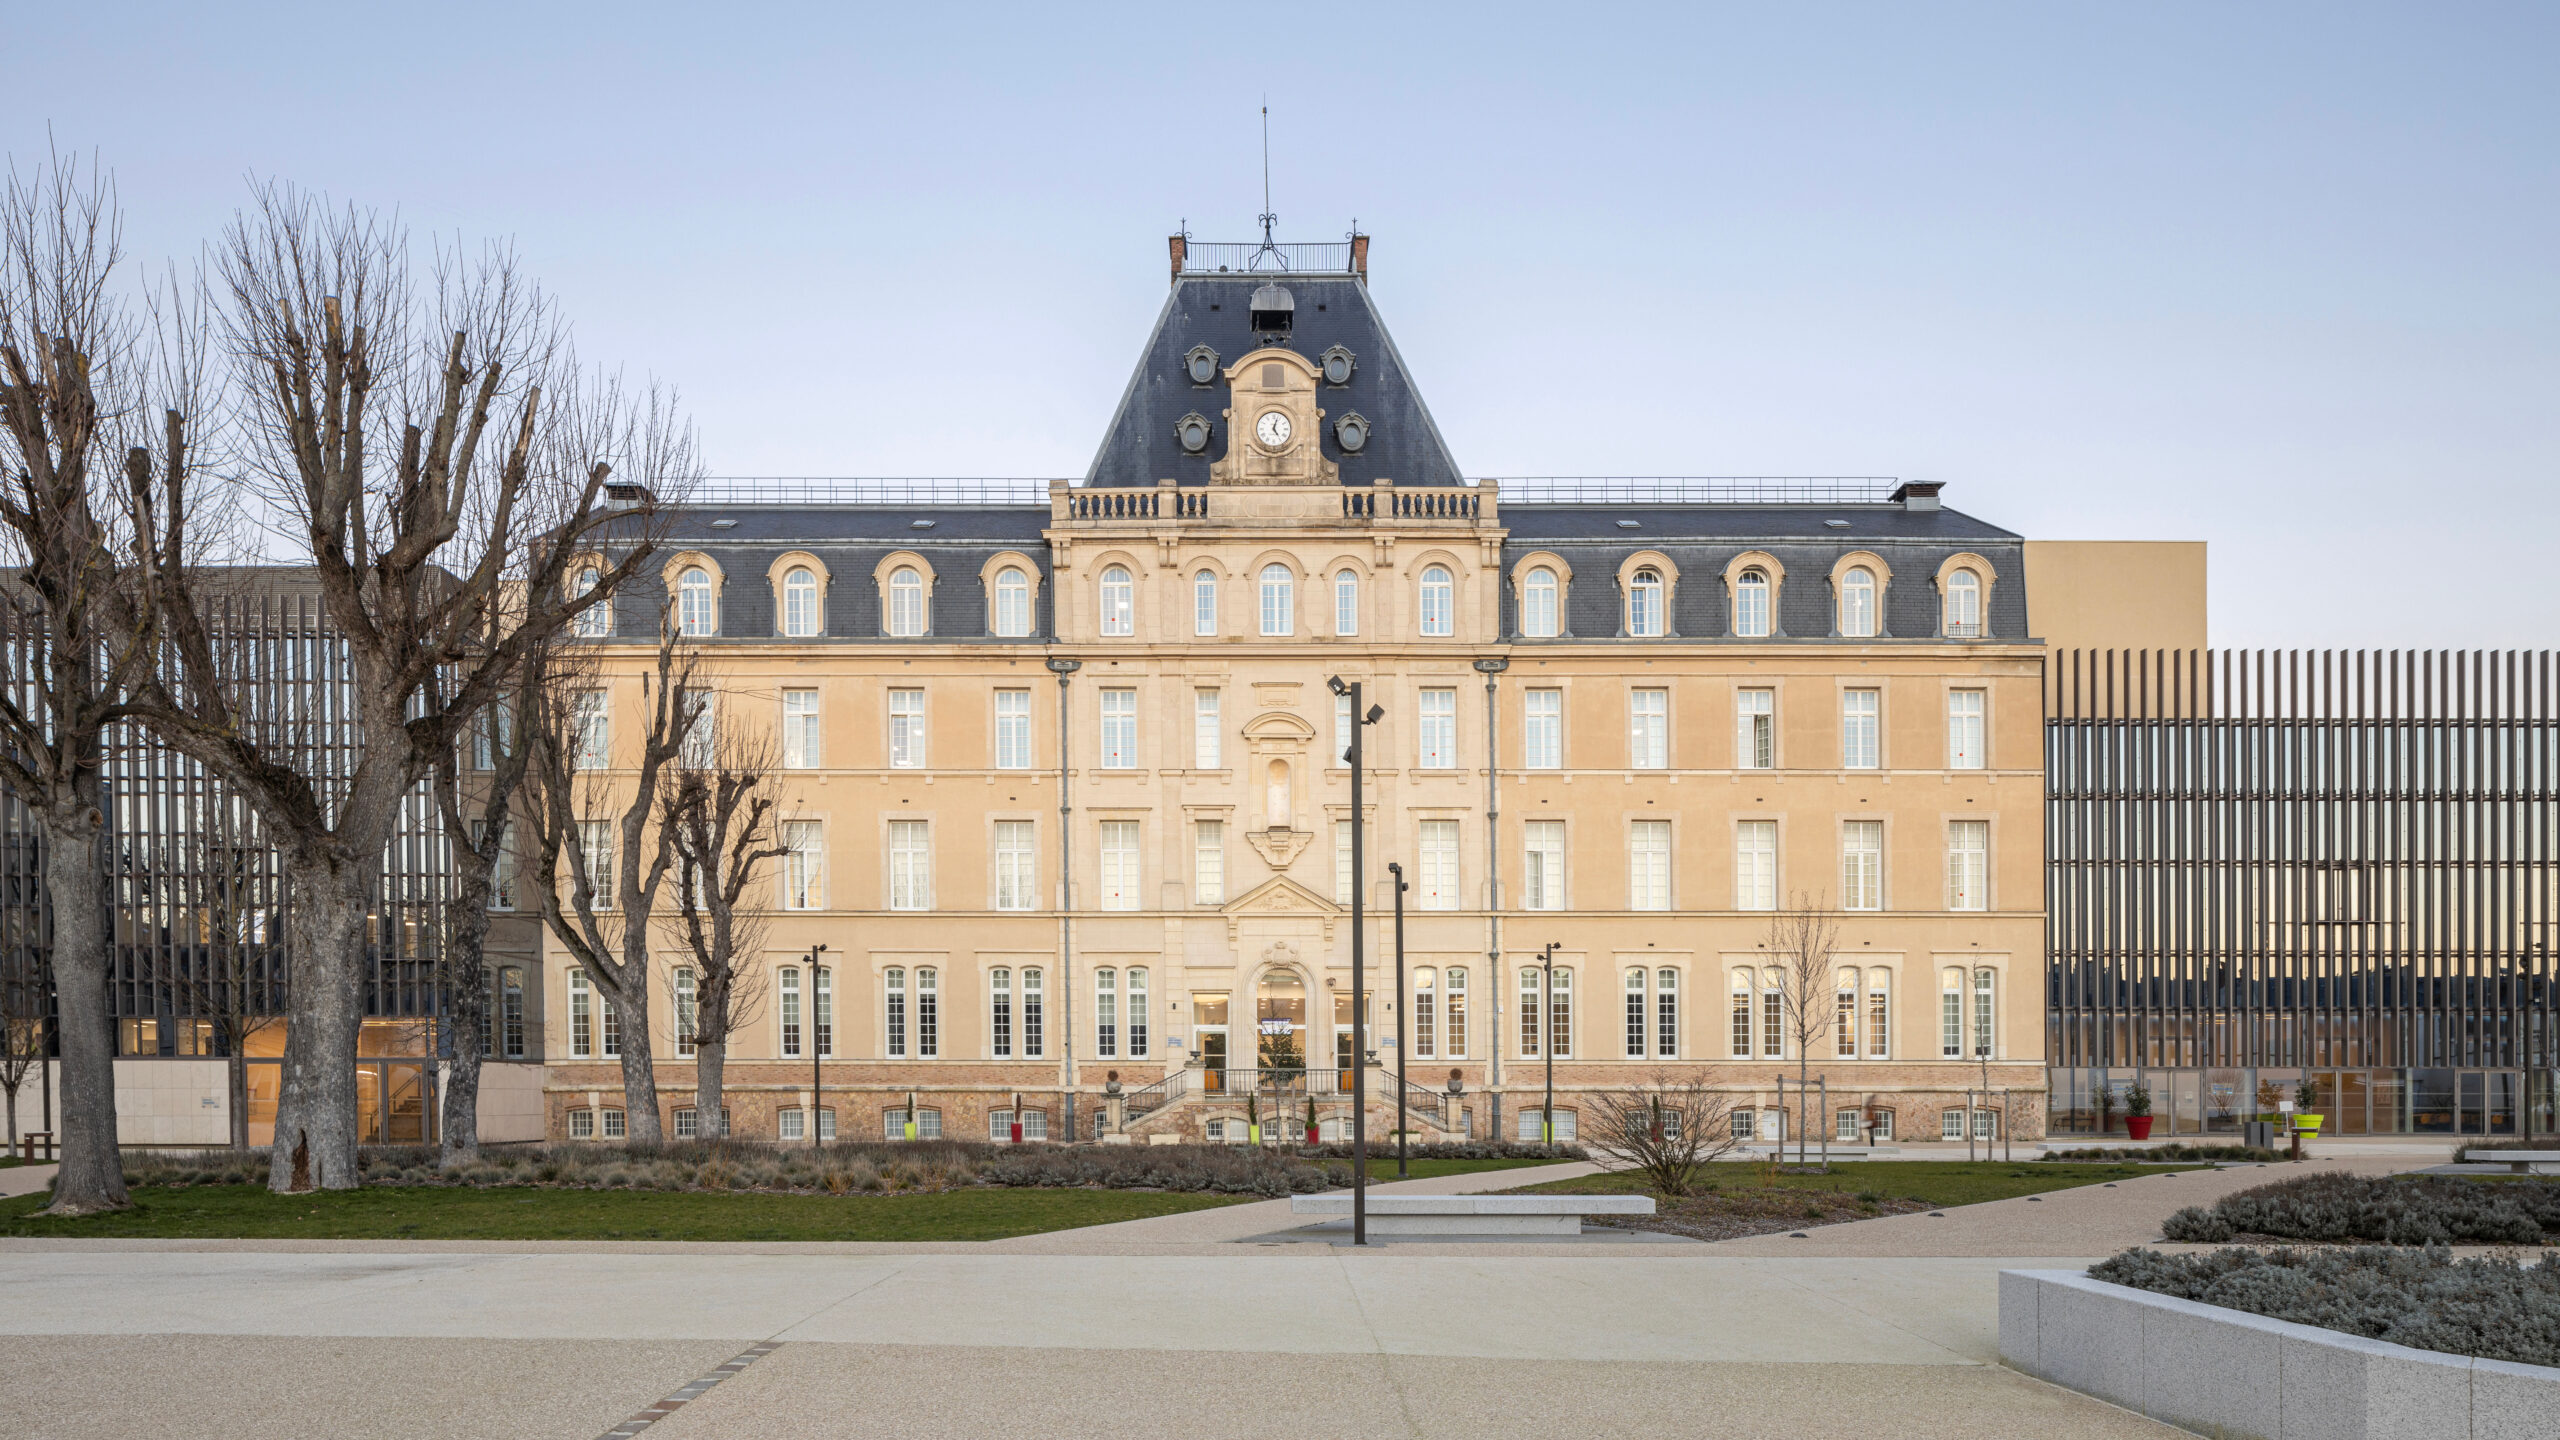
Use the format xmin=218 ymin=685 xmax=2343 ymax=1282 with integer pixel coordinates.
xmin=1254 ymin=410 xmax=1293 ymax=449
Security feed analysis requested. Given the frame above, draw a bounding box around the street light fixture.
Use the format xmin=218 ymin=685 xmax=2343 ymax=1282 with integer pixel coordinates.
xmin=807 ymin=941 xmax=829 ymax=1149
xmin=1328 ymin=674 xmax=1384 ymax=1245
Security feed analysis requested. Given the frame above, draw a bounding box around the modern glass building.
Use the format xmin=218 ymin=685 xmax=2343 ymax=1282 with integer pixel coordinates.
xmin=2045 ymin=647 xmax=2558 ymax=1137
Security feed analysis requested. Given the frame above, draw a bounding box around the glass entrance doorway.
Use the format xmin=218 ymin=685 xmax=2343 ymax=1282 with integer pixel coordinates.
xmin=1194 ymin=993 xmax=1230 ymax=1092
xmin=1257 ymin=972 xmax=1306 ymax=1074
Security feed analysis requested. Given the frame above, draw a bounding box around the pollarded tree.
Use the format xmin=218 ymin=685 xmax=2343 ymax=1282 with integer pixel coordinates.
xmin=662 ymin=705 xmax=788 ymax=1139
xmin=131 ymin=186 xmax=689 ymax=1192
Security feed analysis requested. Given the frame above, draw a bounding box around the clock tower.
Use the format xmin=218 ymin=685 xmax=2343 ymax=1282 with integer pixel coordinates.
xmin=1211 ymin=347 xmax=1338 ymax=487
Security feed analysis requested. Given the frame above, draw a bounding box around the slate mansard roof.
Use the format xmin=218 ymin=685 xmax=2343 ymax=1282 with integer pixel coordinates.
xmin=1085 ymin=272 xmax=1463 ymax=489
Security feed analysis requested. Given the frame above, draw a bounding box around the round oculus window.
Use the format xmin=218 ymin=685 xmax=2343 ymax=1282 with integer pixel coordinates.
xmin=1174 ymin=412 xmax=1213 ymax=454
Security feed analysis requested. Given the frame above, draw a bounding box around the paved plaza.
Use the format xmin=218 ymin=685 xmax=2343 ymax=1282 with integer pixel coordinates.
xmin=0 ymin=1154 xmax=2438 ymax=1439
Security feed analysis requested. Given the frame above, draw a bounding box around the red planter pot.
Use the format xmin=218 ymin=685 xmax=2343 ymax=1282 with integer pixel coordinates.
xmin=2126 ymin=1115 xmax=2155 ymax=1140
xmin=1307 ymin=1125 xmax=1321 ymax=1145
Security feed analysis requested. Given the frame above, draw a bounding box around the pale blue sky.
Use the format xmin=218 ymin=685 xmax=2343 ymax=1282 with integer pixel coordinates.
xmin=16 ymin=3 xmax=2556 ymax=646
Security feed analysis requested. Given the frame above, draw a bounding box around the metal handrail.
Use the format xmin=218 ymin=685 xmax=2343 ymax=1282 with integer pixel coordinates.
xmin=1121 ymin=1070 xmax=1187 ymax=1118
xmin=1490 ymin=477 xmax=1902 ymax=505
xmin=1177 ymin=241 xmax=1355 ymax=274
xmin=693 ymin=478 xmax=1065 ymax=506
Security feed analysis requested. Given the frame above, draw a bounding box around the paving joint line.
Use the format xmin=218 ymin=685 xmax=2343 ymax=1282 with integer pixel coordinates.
xmin=595 ymin=1341 xmax=783 ymax=1439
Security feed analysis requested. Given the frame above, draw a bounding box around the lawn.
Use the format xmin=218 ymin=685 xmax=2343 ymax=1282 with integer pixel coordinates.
xmin=1357 ymin=1155 xmax=1571 ymax=1181
xmin=1510 ymin=1159 xmax=2214 ymax=1240
xmin=0 ymin=1183 xmax=1245 ymax=1242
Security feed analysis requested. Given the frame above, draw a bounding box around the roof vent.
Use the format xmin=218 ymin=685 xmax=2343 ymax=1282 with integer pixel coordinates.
xmin=1249 ymin=282 xmax=1294 ymax=336
xmin=709 ymin=518 xmax=740 ymax=529
xmin=1823 ymin=519 xmax=1850 ymax=529
xmin=910 ymin=519 xmax=937 ymax=530
xmin=1615 ymin=519 xmax=1641 ymax=529
xmin=1890 ymin=481 xmax=1943 ymax=513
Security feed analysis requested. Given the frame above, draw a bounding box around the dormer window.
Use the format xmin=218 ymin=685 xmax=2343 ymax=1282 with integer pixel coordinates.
xmin=571 ymin=566 xmax=609 ymax=638
xmin=1100 ymin=566 xmax=1134 ymax=637
xmin=1732 ymin=568 xmax=1770 ymax=638
xmin=782 ymin=567 xmax=821 ymax=638
xmin=677 ymin=567 xmax=717 ymax=637
xmin=1945 ymin=569 xmax=1982 ymax=638
xmin=1839 ymin=566 xmax=1876 ymax=639
xmin=993 ymin=568 xmax=1031 ymax=637
xmin=1629 ymin=568 xmax=1666 ymax=638
xmin=887 ymin=567 xmax=926 ymax=637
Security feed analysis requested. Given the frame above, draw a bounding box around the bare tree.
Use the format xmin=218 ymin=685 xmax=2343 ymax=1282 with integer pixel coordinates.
xmin=128 ymin=187 xmax=686 ymax=1192
xmin=0 ymin=942 xmax=44 ymax=1153
xmin=0 ymin=152 xmax=204 ymax=1213
xmin=662 ymin=706 xmax=787 ymax=1137
xmin=1587 ymin=1072 xmax=1742 ymax=1197
xmin=150 ymin=838 xmax=282 ymax=1151
xmin=1767 ymin=891 xmax=1841 ymax=1164
xmin=523 ymin=613 xmax=699 ymax=1142
xmin=431 ymin=640 xmax=544 ymax=1166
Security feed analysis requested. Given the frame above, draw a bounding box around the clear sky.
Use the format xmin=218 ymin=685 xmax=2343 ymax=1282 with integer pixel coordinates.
xmin=15 ymin=4 xmax=2556 ymax=647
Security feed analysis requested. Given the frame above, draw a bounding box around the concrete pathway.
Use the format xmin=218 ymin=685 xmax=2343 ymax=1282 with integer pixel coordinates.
xmin=0 ymin=1161 xmax=57 ymax=1200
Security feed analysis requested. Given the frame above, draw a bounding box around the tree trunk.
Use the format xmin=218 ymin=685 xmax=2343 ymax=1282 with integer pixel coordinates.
xmin=695 ymin=1039 xmax=725 ymax=1140
xmin=3 ymin=1079 xmax=18 ymax=1151
xmin=437 ymin=896 xmax=494 ymax=1167
xmin=610 ymin=978 xmax=662 ymax=1142
xmin=229 ymin=1048 xmax=249 ymax=1153
xmin=268 ymin=856 xmax=373 ymax=1193
xmin=40 ymin=801 xmax=128 ymax=1215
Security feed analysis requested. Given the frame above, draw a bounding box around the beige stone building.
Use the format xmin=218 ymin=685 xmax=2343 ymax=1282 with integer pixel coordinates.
xmin=502 ymin=238 xmax=2066 ymax=1149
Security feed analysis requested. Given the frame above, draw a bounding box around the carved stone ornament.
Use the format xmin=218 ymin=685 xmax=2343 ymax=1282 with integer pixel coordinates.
xmin=1246 ymin=826 xmax=1315 ymax=871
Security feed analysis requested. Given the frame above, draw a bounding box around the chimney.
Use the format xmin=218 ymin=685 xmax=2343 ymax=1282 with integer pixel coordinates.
xmin=1890 ymin=481 xmax=1943 ymax=513
xmin=604 ymin=481 xmax=657 ymax=510
xmin=1350 ymin=232 xmax=1369 ymax=281
xmin=1168 ymin=233 xmax=1187 ymax=286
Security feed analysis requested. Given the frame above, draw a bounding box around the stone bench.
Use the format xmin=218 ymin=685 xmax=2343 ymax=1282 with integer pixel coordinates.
xmin=1288 ymin=1193 xmax=1654 ymax=1236
xmin=2461 ymin=1149 xmax=2560 ymax=1174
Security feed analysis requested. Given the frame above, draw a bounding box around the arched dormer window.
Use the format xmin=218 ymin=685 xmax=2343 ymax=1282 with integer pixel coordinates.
xmin=1732 ymin=568 xmax=1770 ymax=638
xmin=1333 ymin=569 xmax=1358 ymax=636
xmin=1419 ymin=565 xmax=1454 ymax=637
xmin=1629 ymin=567 xmax=1666 ymax=638
xmin=571 ymin=565 xmax=609 ymax=638
xmin=1839 ymin=566 xmax=1876 ymax=639
xmin=781 ymin=566 xmax=821 ymax=637
xmin=1099 ymin=565 xmax=1134 ymax=637
xmin=993 ymin=568 xmax=1031 ymax=637
xmin=1522 ymin=566 xmax=1559 ymax=638
xmin=677 ymin=567 xmax=717 ymax=637
xmin=1193 ymin=570 xmax=1218 ymax=636
xmin=887 ymin=566 xmax=926 ymax=637
xmin=1259 ymin=564 xmax=1293 ymax=636
xmin=1945 ymin=569 xmax=1982 ymax=638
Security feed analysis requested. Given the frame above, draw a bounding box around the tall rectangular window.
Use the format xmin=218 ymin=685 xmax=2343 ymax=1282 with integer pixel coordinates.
xmin=1730 ymin=974 xmax=1752 ymax=1058
xmin=1843 ymin=688 xmax=1879 ymax=769
xmin=1867 ymin=978 xmax=1890 ymax=1059
xmin=1762 ymin=974 xmax=1782 ymax=1059
xmin=1099 ymin=820 xmax=1140 ymax=910
xmin=1335 ymin=570 xmax=1359 ymax=636
xmin=1524 ymin=689 xmax=1562 ymax=769
xmin=1548 ymin=969 xmax=1574 ymax=1059
xmin=1519 ymin=968 xmax=1543 ymax=1057
xmin=1836 ymin=972 xmax=1859 ymax=1058
xmin=1194 ymin=819 xmax=1225 ymax=904
xmin=1412 ymin=968 xmax=1437 ymax=1059
xmin=1094 ymin=968 xmax=1117 ymax=1059
xmin=781 ymin=820 xmax=823 ymax=909
xmin=1335 ymin=691 xmax=1353 ymax=766
xmin=915 ymin=969 xmax=937 ymax=1058
xmin=1522 ymin=820 xmax=1564 ymax=911
xmin=778 ymin=967 xmax=801 ymax=1059
xmin=677 ymin=689 xmax=716 ymax=770
xmin=989 ymin=968 xmax=1014 ymax=1058
xmin=1334 ymin=819 xmax=1353 ymax=903
xmin=1628 ymin=819 xmax=1671 ymax=910
xmin=570 ymin=968 xmax=594 ymax=1057
xmin=1193 ymin=690 xmax=1220 ymax=769
xmin=575 ymin=818 xmax=612 ymax=907
xmin=1655 ymin=968 xmax=1678 ymax=1058
xmin=1022 ymin=968 xmax=1045 ymax=1056
xmin=995 ymin=690 xmax=1031 ymax=770
xmin=1941 ymin=970 xmax=1964 ymax=1057
xmin=1629 ymin=688 xmax=1667 ymax=769
xmin=1735 ymin=819 xmax=1777 ymax=910
xmin=888 ymin=819 xmax=931 ymax=910
xmin=1625 ymin=968 xmax=1648 ymax=1057
xmin=472 ymin=702 xmax=511 ymax=771
xmin=884 ymin=968 xmax=907 ymax=1058
xmin=1418 ymin=820 xmax=1461 ymax=910
xmin=1735 ymin=688 xmax=1774 ymax=769
xmin=1194 ymin=570 xmax=1218 ymax=636
xmin=1100 ymin=689 xmax=1136 ymax=769
xmin=814 ymin=967 xmax=834 ymax=1058
xmin=1972 ymin=969 xmax=1994 ymax=1058
xmin=1419 ymin=688 xmax=1457 ymax=769
xmin=1444 ymin=968 xmax=1468 ymax=1059
xmin=1947 ymin=690 xmax=1986 ymax=769
xmin=1126 ymin=968 xmax=1149 ymax=1057
xmin=888 ymin=688 xmax=924 ymax=769
xmin=571 ymin=689 xmax=610 ymax=769
xmin=994 ymin=820 xmax=1036 ymax=911
xmin=1946 ymin=820 xmax=1988 ymax=911
xmin=781 ymin=689 xmax=821 ymax=769
xmin=1841 ymin=820 xmax=1882 ymax=911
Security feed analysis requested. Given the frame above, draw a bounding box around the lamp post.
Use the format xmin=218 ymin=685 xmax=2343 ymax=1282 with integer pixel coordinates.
xmin=807 ymin=942 xmax=828 ymax=1149
xmin=1388 ymin=860 xmax=1409 ymax=1178
xmin=1329 ymin=675 xmax=1383 ymax=1246
xmin=1539 ymin=941 xmax=1560 ymax=1146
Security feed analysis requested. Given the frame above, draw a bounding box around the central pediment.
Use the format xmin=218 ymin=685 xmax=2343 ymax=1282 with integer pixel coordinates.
xmin=1221 ymin=873 xmax=1340 ymax=941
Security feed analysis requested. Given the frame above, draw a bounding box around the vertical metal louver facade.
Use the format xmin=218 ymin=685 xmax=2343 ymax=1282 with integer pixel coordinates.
xmin=2045 ymin=649 xmax=2558 ymax=1137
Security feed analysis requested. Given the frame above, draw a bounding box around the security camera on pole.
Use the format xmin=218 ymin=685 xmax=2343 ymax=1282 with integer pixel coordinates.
xmin=1329 ymin=675 xmax=1383 ymax=1246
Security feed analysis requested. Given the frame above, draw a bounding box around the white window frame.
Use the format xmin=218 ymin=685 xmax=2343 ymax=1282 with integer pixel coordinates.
xmin=1843 ymin=688 xmax=1880 ymax=770
xmin=1419 ymin=565 xmax=1454 ymax=637
xmin=1841 ymin=819 xmax=1882 ymax=912
xmin=888 ymin=688 xmax=925 ymax=769
xmin=1098 ymin=819 xmax=1140 ymax=911
xmin=994 ymin=567 xmax=1031 ymax=637
xmin=1193 ymin=569 xmax=1218 ymax=637
xmin=781 ymin=820 xmax=824 ymax=910
xmin=1099 ymin=565 xmax=1134 ymax=637
xmin=995 ymin=689 xmax=1031 ymax=770
xmin=1333 ymin=819 xmax=1353 ymax=903
xmin=1628 ymin=819 xmax=1670 ymax=911
xmin=1628 ymin=568 xmax=1665 ymax=637
xmin=1945 ymin=570 xmax=1982 ymax=638
xmin=1418 ymin=688 xmax=1457 ymax=769
xmin=1838 ymin=566 xmax=1875 ymax=638
xmin=1334 ymin=569 xmax=1359 ymax=636
xmin=1946 ymin=819 xmax=1988 ymax=912
xmin=1194 ymin=818 xmax=1225 ymax=905
xmin=778 ymin=967 xmax=802 ymax=1059
xmin=1418 ymin=819 xmax=1461 ymax=910
xmin=1099 ymin=688 xmax=1137 ymax=769
xmin=1733 ymin=568 xmax=1770 ymax=638
xmin=571 ymin=689 xmax=609 ymax=770
xmin=781 ymin=689 xmax=821 ymax=770
xmin=887 ymin=566 xmax=926 ymax=637
xmin=1654 ymin=967 xmax=1678 ymax=1058
xmin=570 ymin=566 xmax=610 ymax=638
xmin=1522 ymin=566 xmax=1558 ymax=638
xmin=1948 ymin=689 xmax=1986 ymax=770
xmin=1193 ymin=689 xmax=1220 ymax=769
xmin=1524 ymin=688 xmax=1562 ymax=770
xmin=1735 ymin=819 xmax=1777 ymax=911
xmin=782 ymin=566 xmax=821 ymax=637
xmin=678 ymin=567 xmax=716 ymax=637
xmin=1629 ymin=688 xmax=1667 ymax=769
xmin=1258 ymin=564 xmax=1293 ymax=636
xmin=1522 ymin=820 xmax=1564 ymax=912
xmin=888 ymin=819 xmax=932 ymax=911
xmin=1736 ymin=688 xmax=1774 ymax=770
xmin=994 ymin=820 xmax=1036 ymax=911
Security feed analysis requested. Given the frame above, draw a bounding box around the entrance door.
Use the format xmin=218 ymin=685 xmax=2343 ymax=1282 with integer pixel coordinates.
xmin=383 ymin=1063 xmax=431 ymax=1144
xmin=1197 ymin=1029 xmax=1228 ymax=1091
xmin=355 ymin=1066 xmax=384 ymax=1144
xmin=1257 ymin=972 xmax=1306 ymax=1075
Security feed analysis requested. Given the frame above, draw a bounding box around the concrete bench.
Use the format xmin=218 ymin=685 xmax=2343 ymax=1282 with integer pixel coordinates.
xmin=1288 ymin=1193 xmax=1654 ymax=1236
xmin=2461 ymin=1149 xmax=2560 ymax=1174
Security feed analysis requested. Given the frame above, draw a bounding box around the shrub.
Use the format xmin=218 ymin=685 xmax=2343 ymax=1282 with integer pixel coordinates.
xmin=1301 ymin=1140 xmax=1587 ymax=1163
xmin=2090 ymin=1245 xmax=2560 ymax=1368
xmin=2159 ymin=1172 xmax=2560 ymax=1245
xmin=2043 ymin=1144 xmax=2280 ymax=1163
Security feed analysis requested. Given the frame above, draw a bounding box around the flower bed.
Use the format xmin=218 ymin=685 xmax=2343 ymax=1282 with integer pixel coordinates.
xmin=121 ymin=1141 xmax=1351 ymax=1198
xmin=2090 ymin=1245 xmax=2560 ymax=1368
xmin=2161 ymin=1171 xmax=2560 ymax=1244
xmin=2043 ymin=1143 xmax=2280 ymax=1163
